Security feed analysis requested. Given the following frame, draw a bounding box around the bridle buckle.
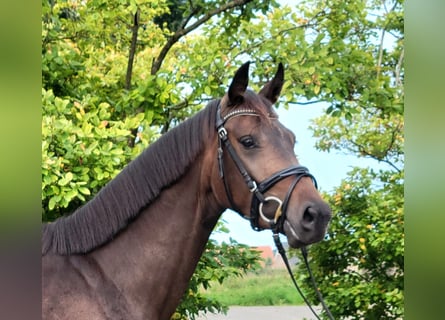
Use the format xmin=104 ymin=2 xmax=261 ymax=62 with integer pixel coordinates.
xmin=217 ymin=127 xmax=227 ymax=139
xmin=248 ymin=181 xmax=258 ymax=193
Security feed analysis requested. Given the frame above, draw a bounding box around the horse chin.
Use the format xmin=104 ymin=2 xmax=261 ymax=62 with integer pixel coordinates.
xmin=283 ymin=220 xmax=306 ymax=249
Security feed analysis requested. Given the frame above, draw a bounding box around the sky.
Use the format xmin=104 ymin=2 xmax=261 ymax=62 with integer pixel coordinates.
xmin=209 ymin=102 xmax=389 ymax=247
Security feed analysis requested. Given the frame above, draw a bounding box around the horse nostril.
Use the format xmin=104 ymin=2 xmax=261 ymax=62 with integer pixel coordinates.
xmin=302 ymin=206 xmax=317 ymax=231
xmin=304 ymin=207 xmax=316 ymax=222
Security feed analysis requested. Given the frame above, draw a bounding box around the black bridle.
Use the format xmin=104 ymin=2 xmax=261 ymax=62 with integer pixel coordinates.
xmin=215 ymin=102 xmax=317 ymax=232
xmin=215 ymin=102 xmax=335 ymax=320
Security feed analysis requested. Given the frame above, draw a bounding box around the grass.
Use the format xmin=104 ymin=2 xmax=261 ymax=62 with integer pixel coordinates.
xmin=201 ymin=269 xmax=305 ymax=306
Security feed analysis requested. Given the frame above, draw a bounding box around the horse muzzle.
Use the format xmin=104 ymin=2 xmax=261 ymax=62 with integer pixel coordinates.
xmin=283 ymin=201 xmax=332 ymax=248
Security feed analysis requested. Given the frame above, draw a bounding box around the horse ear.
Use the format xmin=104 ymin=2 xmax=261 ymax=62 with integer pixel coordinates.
xmin=228 ymin=61 xmax=250 ymax=105
xmin=259 ymin=62 xmax=284 ymax=104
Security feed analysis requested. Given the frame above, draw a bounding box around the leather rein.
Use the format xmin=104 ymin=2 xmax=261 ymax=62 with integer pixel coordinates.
xmin=215 ymin=102 xmax=335 ymax=320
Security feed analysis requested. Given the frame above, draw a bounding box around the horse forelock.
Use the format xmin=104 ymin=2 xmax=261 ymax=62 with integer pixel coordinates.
xmin=42 ymin=100 xmax=218 ymax=255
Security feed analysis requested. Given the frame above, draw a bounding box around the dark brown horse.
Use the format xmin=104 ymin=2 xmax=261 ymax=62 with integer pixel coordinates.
xmin=42 ymin=62 xmax=332 ymax=320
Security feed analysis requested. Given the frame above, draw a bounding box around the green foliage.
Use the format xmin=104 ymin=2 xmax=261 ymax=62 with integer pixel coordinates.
xmin=173 ymin=234 xmax=262 ymax=320
xmin=295 ymin=168 xmax=404 ymax=319
xmin=297 ymin=0 xmax=404 ymax=114
xmin=288 ymin=0 xmax=405 ymax=318
xmin=311 ymin=108 xmax=404 ymax=172
xmin=41 ymin=88 xmax=156 ymax=220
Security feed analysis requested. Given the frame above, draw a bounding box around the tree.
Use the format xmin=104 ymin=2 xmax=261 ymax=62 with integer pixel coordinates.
xmin=300 ymin=168 xmax=403 ymax=319
xmin=288 ymin=0 xmax=404 ymax=318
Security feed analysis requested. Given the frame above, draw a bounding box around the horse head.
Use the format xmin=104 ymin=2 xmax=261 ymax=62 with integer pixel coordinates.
xmin=213 ymin=62 xmax=332 ymax=248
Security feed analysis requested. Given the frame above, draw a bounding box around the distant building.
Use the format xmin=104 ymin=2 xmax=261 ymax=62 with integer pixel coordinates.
xmin=252 ymin=244 xmax=299 ymax=269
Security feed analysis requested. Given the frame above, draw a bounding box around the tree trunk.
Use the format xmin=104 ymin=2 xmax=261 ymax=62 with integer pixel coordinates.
xmin=125 ymin=9 xmax=140 ymax=90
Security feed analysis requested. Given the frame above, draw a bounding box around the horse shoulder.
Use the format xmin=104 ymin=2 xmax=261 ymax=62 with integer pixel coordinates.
xmin=42 ymin=254 xmax=134 ymax=320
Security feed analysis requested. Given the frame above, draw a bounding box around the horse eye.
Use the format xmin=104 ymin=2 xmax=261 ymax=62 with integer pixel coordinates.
xmin=239 ymin=136 xmax=257 ymax=149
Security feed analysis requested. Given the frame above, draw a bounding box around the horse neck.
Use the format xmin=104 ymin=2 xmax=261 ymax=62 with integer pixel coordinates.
xmin=88 ymin=152 xmax=223 ymax=319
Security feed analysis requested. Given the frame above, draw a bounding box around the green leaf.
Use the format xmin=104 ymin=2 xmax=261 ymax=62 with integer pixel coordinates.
xmin=78 ymin=187 xmax=91 ymax=195
xmin=313 ymin=85 xmax=320 ymax=95
xmin=48 ymin=197 xmax=57 ymax=210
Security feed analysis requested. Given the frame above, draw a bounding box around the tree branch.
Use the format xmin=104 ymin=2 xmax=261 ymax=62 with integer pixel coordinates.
xmin=395 ymin=47 xmax=404 ymax=88
xmin=150 ymin=0 xmax=254 ymax=75
xmin=376 ymin=1 xmax=399 ymax=80
xmin=169 ymin=99 xmax=189 ymax=111
xmin=180 ymin=6 xmax=200 ymax=31
xmin=376 ymin=28 xmax=385 ymax=80
xmin=288 ymin=100 xmax=323 ymax=106
xmin=349 ymin=139 xmax=401 ymax=173
xmin=125 ymin=9 xmax=140 ymax=90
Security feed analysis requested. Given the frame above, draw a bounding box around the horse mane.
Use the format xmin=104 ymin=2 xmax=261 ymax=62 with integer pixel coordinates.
xmin=42 ymin=100 xmax=219 ymax=255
